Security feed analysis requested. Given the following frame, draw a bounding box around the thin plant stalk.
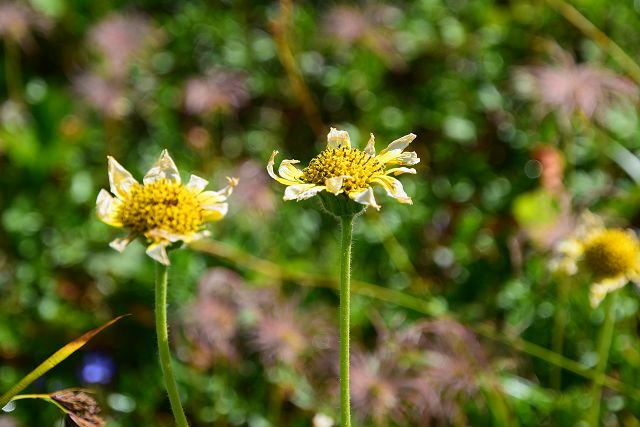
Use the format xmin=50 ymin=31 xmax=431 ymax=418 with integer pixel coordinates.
xmin=155 ymin=263 xmax=189 ymax=427
xmin=588 ymin=293 xmax=617 ymax=425
xmin=551 ymin=275 xmax=570 ymax=390
xmin=10 ymin=394 xmax=69 ymax=414
xmin=340 ymin=215 xmax=353 ymax=427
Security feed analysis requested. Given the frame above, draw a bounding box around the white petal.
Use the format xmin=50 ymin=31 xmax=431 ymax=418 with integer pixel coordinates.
xmin=284 ymin=183 xmax=326 ymax=200
xmin=389 ymin=151 xmax=420 ymax=166
xmin=146 ymin=228 xmax=185 ymax=243
xmin=186 ymin=174 xmax=209 ymax=193
xmin=96 ymin=189 xmax=123 ymax=226
xmin=143 ymin=149 xmax=181 ymax=184
xmin=385 ymin=167 xmax=416 ymax=176
xmin=327 ymin=128 xmax=351 ymax=149
xmin=376 ymin=133 xmax=417 ymax=165
xmin=590 ymin=276 xmax=628 ymax=308
xmin=187 ymin=230 xmax=211 ymax=242
xmin=267 ymin=151 xmax=302 ymax=185
xmin=371 ymin=175 xmax=412 ymax=204
xmin=279 ymin=159 xmax=304 ymax=181
xmin=348 ymin=187 xmax=380 ymax=210
xmin=557 ymin=239 xmax=583 ymax=257
xmin=364 ymin=133 xmax=376 ymax=156
xmin=325 ymin=175 xmax=350 ymax=195
xmin=109 ymin=236 xmax=133 ymax=252
xmin=198 ymin=177 xmax=237 ymax=205
xmin=107 ymin=156 xmax=138 ymax=199
xmin=146 ymin=242 xmax=170 ymax=265
xmin=202 ymin=203 xmax=229 ymax=221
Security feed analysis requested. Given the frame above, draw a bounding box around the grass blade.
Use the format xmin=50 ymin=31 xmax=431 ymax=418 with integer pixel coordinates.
xmin=0 ymin=314 xmax=128 ymax=408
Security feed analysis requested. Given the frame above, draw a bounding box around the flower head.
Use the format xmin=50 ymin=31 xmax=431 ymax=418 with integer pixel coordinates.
xmin=88 ymin=12 xmax=160 ymax=80
xmin=268 ymin=128 xmax=419 ymax=212
xmin=182 ymin=268 xmax=247 ymax=367
xmin=551 ymin=212 xmax=640 ymax=306
xmin=323 ymin=5 xmax=406 ymax=70
xmin=183 ymin=69 xmax=249 ymax=115
xmin=515 ymin=50 xmax=638 ymax=121
xmin=50 ymin=389 xmax=105 ymax=427
xmin=96 ymin=150 xmax=237 ymax=265
xmin=73 ymin=73 xmax=130 ymax=119
xmin=0 ymin=2 xmax=50 ymax=49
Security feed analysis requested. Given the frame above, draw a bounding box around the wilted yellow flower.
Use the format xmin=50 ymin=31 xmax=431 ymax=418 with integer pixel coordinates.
xmin=267 ymin=128 xmax=419 ymax=211
xmin=96 ymin=150 xmax=237 ymax=265
xmin=551 ymin=212 xmax=640 ymax=307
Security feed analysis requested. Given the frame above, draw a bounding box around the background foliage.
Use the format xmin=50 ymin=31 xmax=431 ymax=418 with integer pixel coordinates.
xmin=2 ymin=0 xmax=640 ymax=425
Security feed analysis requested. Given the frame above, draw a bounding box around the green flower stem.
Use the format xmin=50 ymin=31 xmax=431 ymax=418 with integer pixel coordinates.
xmin=10 ymin=394 xmax=69 ymax=414
xmin=588 ymin=293 xmax=617 ymax=425
xmin=339 ymin=215 xmax=353 ymax=427
xmin=155 ymin=263 xmax=189 ymax=427
xmin=551 ymin=275 xmax=570 ymax=390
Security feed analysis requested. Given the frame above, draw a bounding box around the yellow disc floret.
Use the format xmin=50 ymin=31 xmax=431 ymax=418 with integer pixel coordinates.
xmin=301 ymin=147 xmax=384 ymax=192
xmin=583 ymin=229 xmax=639 ymax=278
xmin=117 ymin=179 xmax=204 ymax=238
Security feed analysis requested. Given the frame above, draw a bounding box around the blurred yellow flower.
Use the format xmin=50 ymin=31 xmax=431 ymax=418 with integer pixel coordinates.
xmin=551 ymin=212 xmax=640 ymax=307
xmin=268 ymin=128 xmax=419 ymax=211
xmin=96 ymin=150 xmax=237 ymax=265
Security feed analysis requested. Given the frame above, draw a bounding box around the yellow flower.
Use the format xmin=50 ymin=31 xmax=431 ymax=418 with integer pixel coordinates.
xmin=267 ymin=128 xmax=419 ymax=211
xmin=551 ymin=212 xmax=640 ymax=307
xmin=96 ymin=150 xmax=237 ymax=265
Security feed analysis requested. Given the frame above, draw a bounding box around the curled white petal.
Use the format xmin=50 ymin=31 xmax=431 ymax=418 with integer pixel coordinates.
xmin=284 ymin=183 xmax=326 ymax=201
xmin=109 ymin=236 xmax=133 ymax=252
xmin=202 ymin=203 xmax=229 ymax=221
xmin=325 ymin=175 xmax=350 ymax=195
xmin=197 ymin=177 xmax=238 ymax=205
xmin=385 ymin=167 xmax=416 ymax=176
xmin=372 ymin=175 xmax=412 ymax=204
xmin=107 ymin=156 xmax=138 ymax=199
xmin=146 ymin=242 xmax=170 ymax=265
xmin=268 ymin=151 xmax=302 ymax=185
xmin=186 ymin=174 xmax=209 ymax=193
xmin=376 ymin=133 xmax=417 ymax=165
xmin=279 ymin=159 xmax=304 ymax=182
xmin=146 ymin=228 xmax=186 ymax=243
xmin=144 ymin=149 xmax=181 ymax=185
xmin=186 ymin=230 xmax=211 ymax=243
xmin=96 ymin=189 xmax=123 ymax=227
xmin=348 ymin=187 xmax=380 ymax=210
xmin=364 ymin=133 xmax=376 ymax=156
xmin=327 ymin=128 xmax=351 ymax=149
xmin=590 ymin=276 xmax=627 ymax=308
xmin=389 ymin=151 xmax=420 ymax=166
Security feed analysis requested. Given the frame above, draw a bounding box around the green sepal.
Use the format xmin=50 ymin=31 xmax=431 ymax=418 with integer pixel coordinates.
xmin=319 ymin=192 xmax=366 ymax=218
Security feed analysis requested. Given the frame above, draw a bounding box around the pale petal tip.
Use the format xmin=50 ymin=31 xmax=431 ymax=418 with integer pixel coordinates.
xmin=327 ymin=127 xmax=351 ymax=148
xmin=227 ymin=176 xmax=239 ymax=187
xmin=146 ymin=243 xmax=170 ymax=265
xmin=109 ymin=237 xmax=131 ymax=253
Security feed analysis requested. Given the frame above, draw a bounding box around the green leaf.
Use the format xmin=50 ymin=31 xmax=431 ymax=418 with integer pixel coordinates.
xmin=0 ymin=315 xmax=129 ymax=408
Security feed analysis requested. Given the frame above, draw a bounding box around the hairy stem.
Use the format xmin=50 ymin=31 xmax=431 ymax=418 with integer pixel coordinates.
xmin=155 ymin=263 xmax=189 ymax=427
xmin=340 ymin=215 xmax=353 ymax=427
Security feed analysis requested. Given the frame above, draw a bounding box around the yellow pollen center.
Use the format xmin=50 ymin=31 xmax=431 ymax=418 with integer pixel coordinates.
xmin=117 ymin=179 xmax=204 ymax=238
xmin=583 ymin=229 xmax=638 ymax=278
xmin=300 ymin=147 xmax=384 ymax=192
